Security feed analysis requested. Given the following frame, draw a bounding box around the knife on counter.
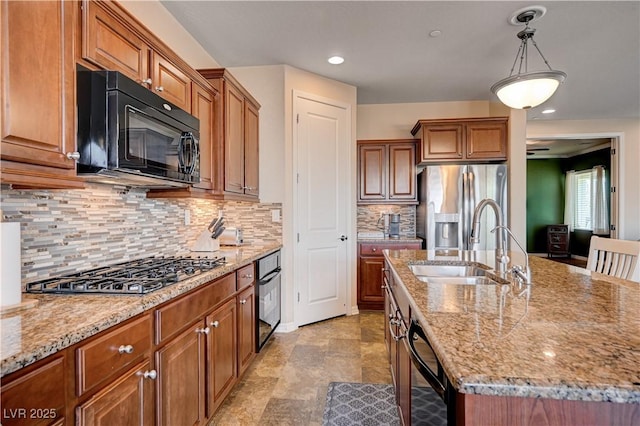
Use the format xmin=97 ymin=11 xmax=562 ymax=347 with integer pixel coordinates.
xmin=208 ymin=216 xmax=223 ymax=232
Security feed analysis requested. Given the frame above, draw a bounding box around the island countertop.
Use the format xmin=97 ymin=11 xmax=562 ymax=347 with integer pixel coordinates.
xmin=383 ymin=249 xmax=640 ymax=404
xmin=0 ymin=244 xmax=281 ymax=377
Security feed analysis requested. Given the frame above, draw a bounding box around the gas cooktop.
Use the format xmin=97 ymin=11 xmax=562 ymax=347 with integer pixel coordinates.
xmin=26 ymin=256 xmax=226 ymax=295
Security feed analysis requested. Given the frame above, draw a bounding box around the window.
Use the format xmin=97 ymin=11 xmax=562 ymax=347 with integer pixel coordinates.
xmin=564 ymin=166 xmax=609 ymax=234
xmin=573 ymin=170 xmax=592 ymax=230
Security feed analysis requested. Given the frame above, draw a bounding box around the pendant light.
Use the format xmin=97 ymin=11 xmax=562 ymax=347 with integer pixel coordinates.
xmin=491 ymin=7 xmax=566 ymax=110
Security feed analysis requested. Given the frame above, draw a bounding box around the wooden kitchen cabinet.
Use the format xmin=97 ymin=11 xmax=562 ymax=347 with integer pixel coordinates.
xmin=206 ymin=299 xmax=237 ymax=416
xmin=237 ymin=284 xmax=256 ymax=376
xmin=155 ymin=322 xmax=206 ymax=426
xmin=76 ymin=360 xmax=155 ymax=426
xmin=199 ymin=68 xmax=261 ymax=201
xmin=358 ymin=241 xmax=421 ymax=310
xmin=191 ymin=82 xmax=216 ymax=191
xmin=358 ymin=140 xmax=418 ymax=204
xmin=411 ymin=117 xmax=508 ymax=163
xmin=80 ymin=0 xmax=193 ymax=112
xmin=0 ymin=354 xmax=67 ymax=426
xmin=0 ymin=0 xmax=83 ymax=189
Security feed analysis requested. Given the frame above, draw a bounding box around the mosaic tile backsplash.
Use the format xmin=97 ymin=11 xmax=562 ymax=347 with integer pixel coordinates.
xmin=357 ymin=205 xmax=416 ymax=238
xmin=1 ymin=184 xmax=282 ymax=283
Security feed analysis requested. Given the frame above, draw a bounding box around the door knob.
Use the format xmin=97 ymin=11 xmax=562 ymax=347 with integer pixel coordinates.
xmin=339 ymin=235 xmax=348 ymax=241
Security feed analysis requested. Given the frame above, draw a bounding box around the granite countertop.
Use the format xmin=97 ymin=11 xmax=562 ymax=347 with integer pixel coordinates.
xmin=0 ymin=243 xmax=281 ymax=377
xmin=383 ymin=249 xmax=640 ymax=404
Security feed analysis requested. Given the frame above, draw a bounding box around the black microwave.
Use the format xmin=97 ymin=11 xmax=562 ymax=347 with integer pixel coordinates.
xmin=76 ymin=69 xmax=200 ymax=187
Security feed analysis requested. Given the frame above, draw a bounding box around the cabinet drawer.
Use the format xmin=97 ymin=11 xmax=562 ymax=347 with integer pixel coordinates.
xmin=237 ymin=263 xmax=255 ymax=290
xmin=155 ymin=273 xmax=235 ymax=345
xmin=76 ymin=314 xmax=151 ymax=396
xmin=1 ymin=355 xmax=66 ymax=426
xmin=360 ymin=242 xmax=421 ymax=256
xmin=548 ymin=225 xmax=568 ymax=234
xmin=548 ymin=234 xmax=568 ymax=244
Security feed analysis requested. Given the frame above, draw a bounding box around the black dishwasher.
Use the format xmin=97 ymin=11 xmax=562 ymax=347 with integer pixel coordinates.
xmin=256 ymin=250 xmax=281 ymax=351
xmin=406 ymin=319 xmax=454 ymax=425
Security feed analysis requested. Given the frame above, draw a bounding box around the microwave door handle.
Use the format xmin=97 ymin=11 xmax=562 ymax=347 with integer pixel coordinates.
xmin=190 ymin=134 xmax=200 ymax=175
xmin=178 ymin=133 xmax=186 ymax=173
xmin=407 ymin=320 xmax=446 ymax=401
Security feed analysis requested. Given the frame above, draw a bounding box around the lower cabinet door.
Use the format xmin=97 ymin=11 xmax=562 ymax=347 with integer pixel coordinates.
xmin=237 ymin=285 xmax=256 ymax=376
xmin=156 ymin=324 xmax=206 ymax=426
xmin=206 ymin=298 xmax=237 ymax=416
xmin=359 ymin=255 xmax=385 ymax=309
xmin=76 ymin=360 xmax=155 ymax=426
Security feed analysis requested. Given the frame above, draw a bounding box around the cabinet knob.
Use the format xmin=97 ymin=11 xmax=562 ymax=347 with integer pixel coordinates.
xmin=210 ymin=321 xmax=219 ymax=328
xmin=142 ymin=370 xmax=157 ymax=380
xmin=66 ymin=151 xmax=80 ymax=161
xmin=372 ymin=248 xmax=377 ymax=252
xmin=118 ymin=344 xmax=134 ymax=354
xmin=196 ymin=326 xmax=210 ymax=335
xmin=242 ymin=274 xmax=253 ymax=279
xmin=240 ymin=299 xmax=247 ymax=305
xmin=142 ymin=78 xmax=152 ymax=85
xmin=155 ymin=86 xmax=164 ymax=92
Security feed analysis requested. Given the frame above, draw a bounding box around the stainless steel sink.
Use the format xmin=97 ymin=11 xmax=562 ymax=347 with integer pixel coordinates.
xmin=414 ymin=276 xmax=504 ymax=285
xmin=408 ymin=264 xmax=488 ymax=277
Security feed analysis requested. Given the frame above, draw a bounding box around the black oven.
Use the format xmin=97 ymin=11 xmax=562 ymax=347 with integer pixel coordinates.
xmin=76 ymin=69 xmax=199 ymax=187
xmin=406 ymin=319 xmax=455 ymax=426
xmin=256 ymin=251 xmax=281 ymax=351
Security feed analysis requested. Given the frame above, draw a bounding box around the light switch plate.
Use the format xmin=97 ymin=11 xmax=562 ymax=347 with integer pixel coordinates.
xmin=184 ymin=209 xmax=191 ymax=225
xmin=271 ymin=209 xmax=281 ymax=223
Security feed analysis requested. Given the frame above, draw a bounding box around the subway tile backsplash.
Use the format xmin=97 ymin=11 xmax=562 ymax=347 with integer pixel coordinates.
xmin=1 ymin=184 xmax=282 ymax=282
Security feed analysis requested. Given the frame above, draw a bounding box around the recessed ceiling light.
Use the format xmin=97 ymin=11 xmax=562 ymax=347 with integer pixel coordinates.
xmin=328 ymin=56 xmax=344 ymax=65
xmin=429 ymin=30 xmax=442 ymax=37
xmin=542 ymin=109 xmax=556 ymax=114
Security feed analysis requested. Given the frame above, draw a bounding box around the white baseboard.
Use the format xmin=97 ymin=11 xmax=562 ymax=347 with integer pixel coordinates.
xmin=349 ymin=305 xmax=359 ymax=316
xmin=275 ymin=321 xmax=297 ymax=333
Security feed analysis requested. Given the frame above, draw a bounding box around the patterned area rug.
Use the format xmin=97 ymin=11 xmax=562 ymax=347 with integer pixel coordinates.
xmin=322 ymin=382 xmax=400 ymax=426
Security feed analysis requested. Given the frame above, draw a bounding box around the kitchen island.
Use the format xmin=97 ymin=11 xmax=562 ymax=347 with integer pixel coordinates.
xmin=384 ymin=249 xmax=639 ymax=425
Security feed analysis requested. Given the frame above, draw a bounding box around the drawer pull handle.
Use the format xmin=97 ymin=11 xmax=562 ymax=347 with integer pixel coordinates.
xmin=210 ymin=321 xmax=220 ymax=328
xmin=240 ymin=299 xmax=247 ymax=305
xmin=155 ymin=86 xmax=164 ymax=92
xmin=142 ymin=78 xmax=152 ymax=85
xmin=242 ymin=274 xmax=253 ymax=279
xmin=196 ymin=327 xmax=210 ymax=335
xmin=142 ymin=370 xmax=157 ymax=380
xmin=118 ymin=344 xmax=134 ymax=354
xmin=372 ymin=248 xmax=377 ymax=252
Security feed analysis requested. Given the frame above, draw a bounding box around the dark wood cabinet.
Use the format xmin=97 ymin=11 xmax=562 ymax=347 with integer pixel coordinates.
xmin=237 ymin=283 xmax=256 ymax=377
xmin=358 ymin=140 xmax=418 ymax=205
xmin=0 ymin=354 xmax=67 ymax=426
xmin=199 ymin=68 xmax=261 ymax=201
xmin=358 ymin=242 xmax=421 ymax=310
xmin=76 ymin=360 xmax=155 ymax=426
xmin=547 ymin=224 xmax=570 ymax=257
xmin=206 ymin=299 xmax=237 ymax=416
xmin=411 ymin=117 xmax=508 ymax=164
xmin=1 ymin=0 xmax=82 ymax=189
xmin=156 ymin=323 xmax=206 ymax=426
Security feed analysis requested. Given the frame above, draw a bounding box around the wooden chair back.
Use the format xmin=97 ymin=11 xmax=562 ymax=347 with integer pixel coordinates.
xmin=586 ymin=236 xmax=640 ymax=282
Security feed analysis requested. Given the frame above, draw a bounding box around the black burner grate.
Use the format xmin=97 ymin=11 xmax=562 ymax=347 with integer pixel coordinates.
xmin=26 ymin=257 xmax=226 ymax=295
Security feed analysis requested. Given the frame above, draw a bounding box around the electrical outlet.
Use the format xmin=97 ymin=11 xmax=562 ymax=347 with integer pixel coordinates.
xmin=271 ymin=209 xmax=281 ymax=223
xmin=184 ymin=209 xmax=191 ymax=225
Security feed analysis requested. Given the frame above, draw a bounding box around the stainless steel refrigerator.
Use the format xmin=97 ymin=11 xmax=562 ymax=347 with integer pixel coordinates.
xmin=417 ymin=164 xmax=508 ymax=250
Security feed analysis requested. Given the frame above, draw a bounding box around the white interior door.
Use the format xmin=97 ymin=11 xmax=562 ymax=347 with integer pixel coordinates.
xmin=294 ymin=92 xmax=349 ymax=327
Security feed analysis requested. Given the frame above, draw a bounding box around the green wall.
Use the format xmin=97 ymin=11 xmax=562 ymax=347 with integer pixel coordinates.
xmin=526 ymin=159 xmax=564 ymax=253
xmin=526 ymin=148 xmax=611 ymax=255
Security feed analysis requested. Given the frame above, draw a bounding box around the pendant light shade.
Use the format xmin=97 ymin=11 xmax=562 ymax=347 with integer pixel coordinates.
xmin=491 ymin=8 xmax=566 ymax=110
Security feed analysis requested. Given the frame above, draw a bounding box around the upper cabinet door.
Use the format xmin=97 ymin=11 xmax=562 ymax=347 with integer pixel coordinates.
xmin=191 ymin=83 xmax=214 ymax=190
xmin=1 ymin=0 xmax=82 ymax=188
xmin=358 ymin=144 xmax=387 ymax=202
xmin=150 ymin=52 xmax=192 ymax=112
xmin=243 ymin=101 xmax=260 ymax=198
xmin=389 ymin=143 xmax=416 ymax=201
xmin=224 ymin=83 xmax=245 ymax=194
xmin=81 ymin=0 xmax=150 ymax=84
xmin=419 ymin=124 xmax=464 ymax=162
xmin=465 ymin=120 xmax=507 ymax=160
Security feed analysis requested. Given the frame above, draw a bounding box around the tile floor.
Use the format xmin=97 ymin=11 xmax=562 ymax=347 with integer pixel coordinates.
xmin=208 ymin=311 xmax=392 ymax=425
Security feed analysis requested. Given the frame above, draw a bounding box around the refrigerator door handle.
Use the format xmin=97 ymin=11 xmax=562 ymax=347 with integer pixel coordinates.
xmin=462 ymin=171 xmax=469 ymax=249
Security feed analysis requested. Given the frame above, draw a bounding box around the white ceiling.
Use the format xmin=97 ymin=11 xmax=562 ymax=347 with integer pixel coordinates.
xmin=161 ymin=1 xmax=640 ymax=122
xmin=526 ymin=137 xmax=611 ymax=158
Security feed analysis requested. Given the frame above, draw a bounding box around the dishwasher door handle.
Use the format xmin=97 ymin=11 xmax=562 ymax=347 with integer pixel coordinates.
xmin=406 ymin=320 xmax=446 ymax=401
xmin=258 ymin=268 xmax=281 ymax=285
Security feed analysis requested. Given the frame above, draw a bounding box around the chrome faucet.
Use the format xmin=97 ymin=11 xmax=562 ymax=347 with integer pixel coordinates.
xmin=492 ymin=225 xmax=532 ymax=285
xmin=469 ymin=199 xmax=508 ymax=273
